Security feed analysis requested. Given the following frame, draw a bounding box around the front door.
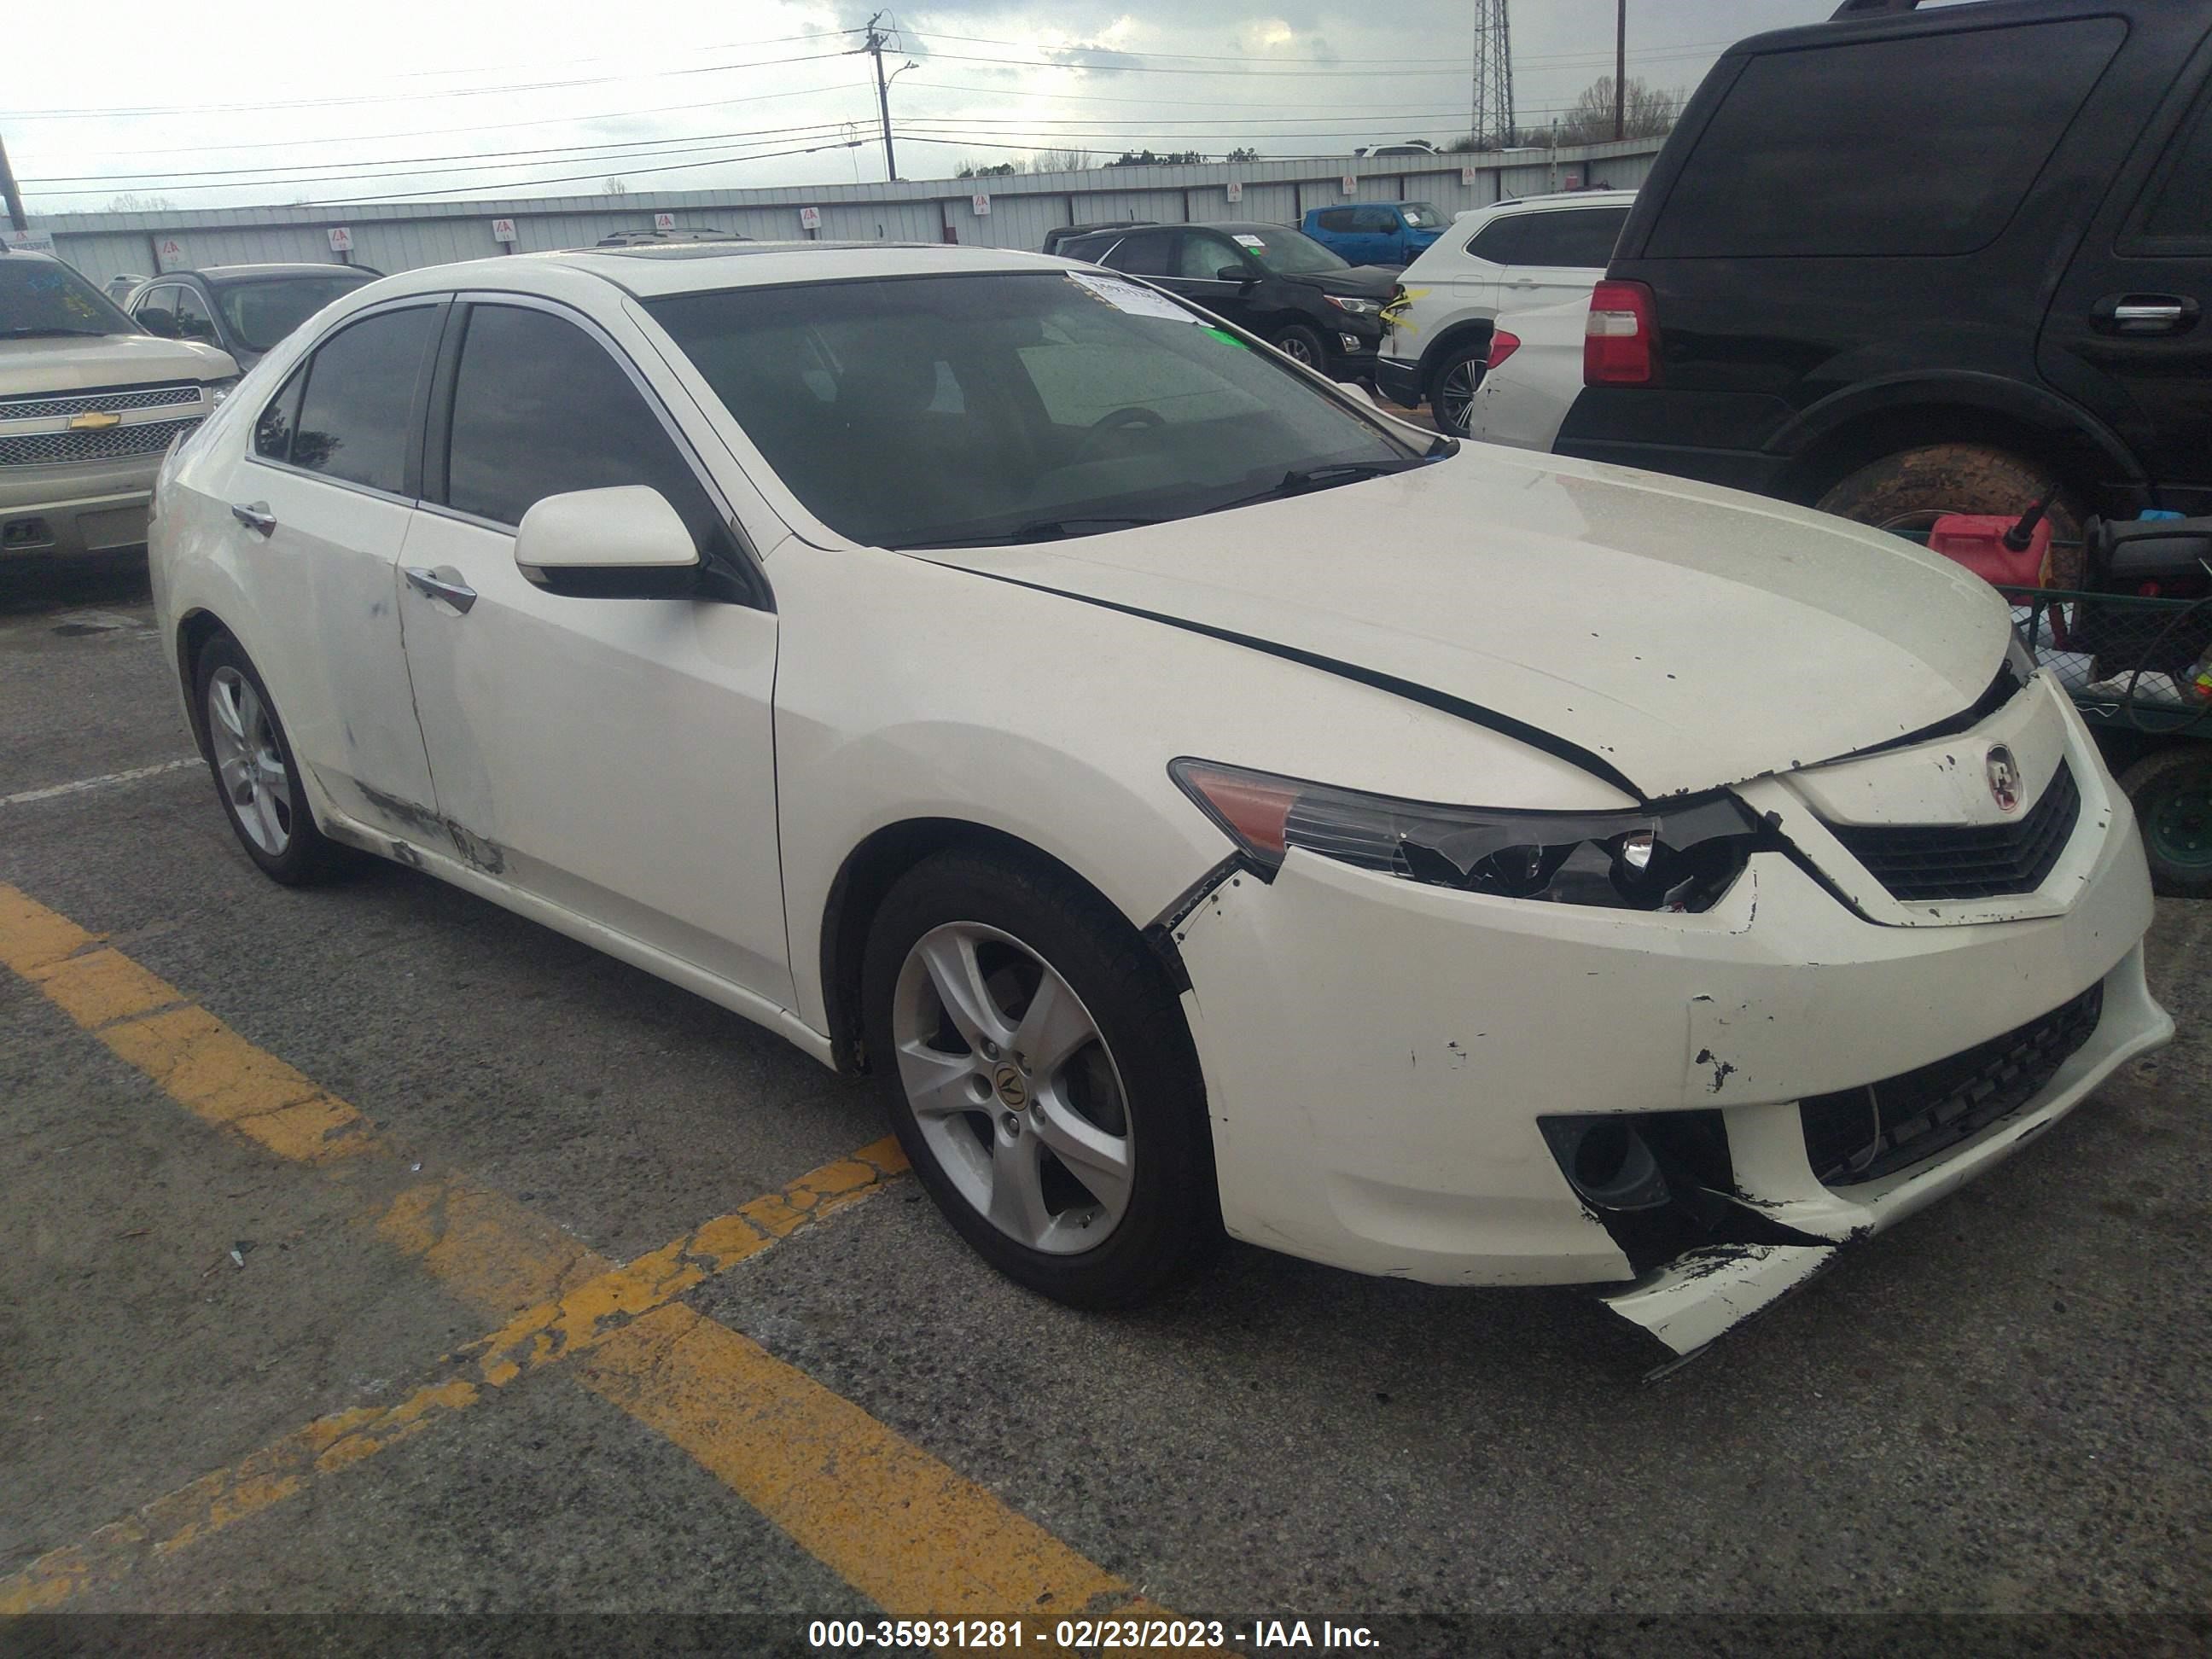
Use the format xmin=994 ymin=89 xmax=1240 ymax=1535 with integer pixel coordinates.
xmin=2041 ymin=65 xmax=2212 ymax=513
xmin=220 ymin=301 xmax=445 ymax=835
xmin=394 ymin=297 xmax=791 ymax=1004
xmin=1164 ymin=229 xmax=1262 ymax=331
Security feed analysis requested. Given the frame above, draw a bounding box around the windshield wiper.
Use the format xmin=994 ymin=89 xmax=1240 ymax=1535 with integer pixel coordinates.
xmin=1208 ymin=458 xmax=1425 ymax=514
xmin=1 ymin=326 xmax=110 ymax=339
xmin=897 ymin=515 xmax=1165 ymax=550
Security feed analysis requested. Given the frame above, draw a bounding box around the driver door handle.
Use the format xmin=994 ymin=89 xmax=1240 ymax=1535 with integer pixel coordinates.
xmin=2092 ymin=294 xmax=2199 ymax=335
xmin=230 ymin=502 xmax=276 ymax=535
xmin=405 ymin=566 xmax=478 ymax=614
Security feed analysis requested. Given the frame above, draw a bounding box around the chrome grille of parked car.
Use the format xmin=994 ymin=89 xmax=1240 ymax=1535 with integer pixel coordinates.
xmin=1824 ymin=760 xmax=2080 ymax=902
xmin=0 ymin=416 xmax=204 ymax=468
xmin=0 ymin=382 xmax=204 ymax=422
xmin=1799 ymin=981 xmax=2104 ymax=1186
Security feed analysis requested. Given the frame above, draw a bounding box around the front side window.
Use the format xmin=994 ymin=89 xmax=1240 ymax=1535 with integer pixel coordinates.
xmin=173 ymin=286 xmax=220 ymax=345
xmin=1175 ymin=232 xmax=1242 ymax=281
xmin=2135 ymin=84 xmax=2212 ymax=247
xmin=216 ymin=274 xmax=375 ymax=352
xmin=441 ymin=303 xmax=719 ymax=551
xmin=1353 ymin=208 xmax=1398 ymax=235
xmin=1239 ymin=229 xmax=1348 ymax=276
xmin=288 ymin=306 xmax=437 ymax=494
xmin=0 ymin=257 xmax=131 ymax=339
xmin=1401 ymin=203 xmax=1445 ymax=230
xmin=133 ymin=286 xmax=178 ymax=324
xmin=647 ymin=271 xmax=1418 ymax=550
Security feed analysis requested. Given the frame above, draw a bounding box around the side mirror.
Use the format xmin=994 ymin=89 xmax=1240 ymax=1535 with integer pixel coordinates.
xmin=515 ymin=486 xmax=702 ymax=599
xmin=138 ymin=310 xmax=179 ymax=337
xmin=1217 ymin=265 xmax=1255 ymax=286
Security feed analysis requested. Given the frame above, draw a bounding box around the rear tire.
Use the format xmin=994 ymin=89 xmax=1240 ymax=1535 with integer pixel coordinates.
xmin=859 ymin=847 xmax=1220 ymax=1308
xmin=193 ymin=634 xmax=355 ymax=886
xmin=1430 ymin=341 xmax=1490 ymax=436
xmin=2119 ymin=746 xmax=2212 ymax=899
xmin=1271 ymin=323 xmax=1330 ymax=371
xmin=1815 ymin=443 xmax=2086 ymax=585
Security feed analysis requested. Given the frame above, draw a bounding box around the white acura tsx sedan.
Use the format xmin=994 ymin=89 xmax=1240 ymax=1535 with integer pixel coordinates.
xmin=148 ymin=242 xmax=2170 ymax=1360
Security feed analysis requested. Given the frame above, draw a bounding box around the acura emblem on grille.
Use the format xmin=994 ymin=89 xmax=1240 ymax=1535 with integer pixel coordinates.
xmin=67 ymin=410 xmax=123 ymax=431
xmin=1987 ymin=745 xmax=2023 ymax=813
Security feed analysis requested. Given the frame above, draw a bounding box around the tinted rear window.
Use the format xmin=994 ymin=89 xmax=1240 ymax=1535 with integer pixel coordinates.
xmin=1647 ymin=17 xmax=2124 ymax=259
xmin=288 ymin=306 xmax=436 ymax=495
xmin=1470 ymin=207 xmax=1628 ymax=268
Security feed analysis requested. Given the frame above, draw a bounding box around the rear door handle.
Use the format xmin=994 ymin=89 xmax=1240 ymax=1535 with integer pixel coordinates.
xmin=2092 ymin=294 xmax=2199 ymax=335
xmin=230 ymin=502 xmax=276 ymax=535
xmin=404 ymin=566 xmax=478 ymax=614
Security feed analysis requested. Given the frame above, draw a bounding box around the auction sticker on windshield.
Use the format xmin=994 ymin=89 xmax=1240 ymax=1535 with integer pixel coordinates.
xmin=1232 ymin=234 xmax=1266 ymax=248
xmin=1068 ymin=271 xmax=1197 ymax=323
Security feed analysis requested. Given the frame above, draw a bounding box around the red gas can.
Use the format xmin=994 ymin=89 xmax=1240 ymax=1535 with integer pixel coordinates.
xmin=1926 ymin=513 xmax=2052 ymax=587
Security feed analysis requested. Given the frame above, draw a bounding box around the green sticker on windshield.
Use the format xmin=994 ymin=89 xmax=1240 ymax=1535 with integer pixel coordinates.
xmin=1200 ymin=326 xmax=1246 ymax=348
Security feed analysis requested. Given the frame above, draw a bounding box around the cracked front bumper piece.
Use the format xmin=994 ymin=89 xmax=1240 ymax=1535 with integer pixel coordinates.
xmin=1168 ymin=772 xmax=2169 ymax=1360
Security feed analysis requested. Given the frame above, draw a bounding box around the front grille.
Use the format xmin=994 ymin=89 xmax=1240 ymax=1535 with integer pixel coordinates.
xmin=1800 ymin=981 xmax=2104 ymax=1186
xmin=0 ymin=416 xmax=201 ymax=469
xmin=1825 ymin=760 xmax=2080 ymax=902
xmin=0 ymin=382 xmax=203 ymax=422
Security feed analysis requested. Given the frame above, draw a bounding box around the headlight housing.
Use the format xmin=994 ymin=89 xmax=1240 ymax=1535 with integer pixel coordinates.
xmin=1170 ymin=759 xmax=1767 ymax=912
xmin=207 ymin=376 xmax=242 ymax=405
xmin=1324 ymin=294 xmax=1382 ymax=316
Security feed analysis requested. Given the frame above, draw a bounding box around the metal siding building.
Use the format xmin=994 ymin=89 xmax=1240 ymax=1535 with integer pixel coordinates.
xmin=32 ymin=140 xmax=1662 ymax=290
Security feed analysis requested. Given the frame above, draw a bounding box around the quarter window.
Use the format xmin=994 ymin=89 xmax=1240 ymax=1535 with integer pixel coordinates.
xmin=254 ymin=367 xmax=305 ymax=461
xmin=440 ymin=303 xmax=719 ymax=552
xmin=287 ymin=306 xmax=438 ymax=495
xmin=1468 ymin=208 xmax=1628 ymax=268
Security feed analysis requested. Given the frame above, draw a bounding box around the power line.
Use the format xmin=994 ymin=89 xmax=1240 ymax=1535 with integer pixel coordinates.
xmin=301 ymin=136 xmax=871 ymax=207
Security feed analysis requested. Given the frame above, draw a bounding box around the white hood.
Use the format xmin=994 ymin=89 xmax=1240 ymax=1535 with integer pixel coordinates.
xmin=1 ymin=332 xmax=236 ymax=395
xmin=921 ymin=446 xmax=2013 ymax=800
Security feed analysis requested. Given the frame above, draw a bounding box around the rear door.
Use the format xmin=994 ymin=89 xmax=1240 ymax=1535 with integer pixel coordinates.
xmin=394 ymin=295 xmax=789 ymax=1002
xmin=2041 ymin=55 xmax=2212 ymax=512
xmin=222 ymin=300 xmax=445 ymax=833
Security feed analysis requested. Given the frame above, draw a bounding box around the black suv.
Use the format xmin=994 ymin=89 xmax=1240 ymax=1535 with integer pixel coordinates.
xmin=1056 ymin=221 xmax=1396 ymax=381
xmin=1555 ymin=0 xmax=2212 ymax=548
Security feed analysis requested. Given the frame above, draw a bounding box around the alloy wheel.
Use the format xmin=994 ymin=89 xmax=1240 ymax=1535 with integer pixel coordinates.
xmin=1278 ymin=335 xmax=1318 ymax=365
xmin=1436 ymin=361 xmax=1479 ymax=434
xmin=890 ymin=921 xmax=1135 ymax=1254
xmin=207 ymin=666 xmax=293 ymax=856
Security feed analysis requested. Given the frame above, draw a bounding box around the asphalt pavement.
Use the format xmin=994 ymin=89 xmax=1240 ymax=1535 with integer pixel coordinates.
xmin=3 ymin=556 xmax=2209 ymax=1651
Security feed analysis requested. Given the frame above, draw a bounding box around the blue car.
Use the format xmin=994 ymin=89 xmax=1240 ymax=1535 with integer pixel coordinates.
xmin=1300 ymin=202 xmax=1447 ymax=268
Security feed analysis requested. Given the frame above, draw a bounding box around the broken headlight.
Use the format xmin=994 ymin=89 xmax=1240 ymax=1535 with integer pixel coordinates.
xmin=1170 ymin=759 xmax=1764 ymax=912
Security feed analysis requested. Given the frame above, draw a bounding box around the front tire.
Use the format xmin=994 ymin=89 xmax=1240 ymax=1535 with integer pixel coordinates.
xmin=2120 ymin=746 xmax=2212 ymax=898
xmin=193 ymin=634 xmax=354 ymax=886
xmin=860 ymin=847 xmax=1219 ymax=1308
xmin=1271 ymin=323 xmax=1330 ymax=371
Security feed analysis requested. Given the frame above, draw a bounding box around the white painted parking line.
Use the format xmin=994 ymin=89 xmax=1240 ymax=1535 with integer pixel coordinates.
xmin=3 ymin=758 xmax=200 ymax=807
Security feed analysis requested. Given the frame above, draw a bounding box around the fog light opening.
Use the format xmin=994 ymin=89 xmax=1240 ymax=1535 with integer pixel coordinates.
xmin=1542 ymin=1117 xmax=1671 ymax=1212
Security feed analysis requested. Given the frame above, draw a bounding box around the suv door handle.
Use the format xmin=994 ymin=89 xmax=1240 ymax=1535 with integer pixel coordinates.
xmin=2092 ymin=294 xmax=2199 ymax=335
xmin=230 ymin=502 xmax=276 ymax=535
xmin=404 ymin=566 xmax=478 ymax=614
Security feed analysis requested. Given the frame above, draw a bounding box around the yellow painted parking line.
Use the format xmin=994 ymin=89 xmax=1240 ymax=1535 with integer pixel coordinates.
xmin=2 ymin=880 xmax=1202 ymax=1642
xmin=0 ymin=1143 xmax=908 ymax=1615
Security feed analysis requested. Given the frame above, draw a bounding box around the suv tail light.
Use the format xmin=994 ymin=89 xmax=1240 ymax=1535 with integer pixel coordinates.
xmin=1585 ymin=279 xmax=1658 ymax=386
xmin=1487 ymin=329 xmax=1521 ymax=370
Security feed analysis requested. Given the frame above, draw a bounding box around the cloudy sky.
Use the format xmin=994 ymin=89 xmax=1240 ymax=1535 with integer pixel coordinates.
xmin=10 ymin=2 xmax=1843 ymax=215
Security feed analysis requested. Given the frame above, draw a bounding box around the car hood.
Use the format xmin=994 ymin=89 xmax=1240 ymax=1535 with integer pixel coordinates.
xmin=917 ymin=448 xmax=2012 ymax=800
xmin=0 ymin=332 xmax=237 ymax=393
xmin=1290 ymin=266 xmax=1400 ymax=300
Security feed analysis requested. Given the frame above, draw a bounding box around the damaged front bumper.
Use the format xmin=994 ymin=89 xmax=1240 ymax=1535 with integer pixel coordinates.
xmin=1167 ymin=774 xmax=2169 ymax=1361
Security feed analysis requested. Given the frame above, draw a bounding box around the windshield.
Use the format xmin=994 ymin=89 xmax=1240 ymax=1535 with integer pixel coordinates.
xmin=647 ymin=271 xmax=1417 ymax=550
xmin=0 ymin=256 xmax=137 ymax=338
xmin=1400 ymin=203 xmax=1446 ymax=230
xmin=213 ymin=273 xmax=373 ymax=351
xmin=1236 ymin=229 xmax=1348 ymax=276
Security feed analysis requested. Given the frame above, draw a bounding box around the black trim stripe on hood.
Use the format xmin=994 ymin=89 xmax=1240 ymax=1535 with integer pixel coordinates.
xmin=917 ymin=558 xmax=1648 ymax=801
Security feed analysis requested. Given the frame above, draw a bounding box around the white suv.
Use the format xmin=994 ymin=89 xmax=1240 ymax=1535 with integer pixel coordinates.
xmin=1375 ymin=189 xmax=1634 ymax=434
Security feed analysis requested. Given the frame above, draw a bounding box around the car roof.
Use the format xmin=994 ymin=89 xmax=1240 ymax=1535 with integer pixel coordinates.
xmin=1458 ymin=189 xmax=1639 ymax=221
xmin=353 ymin=241 xmax=1075 ymax=302
xmin=195 ymin=264 xmax=375 ymax=282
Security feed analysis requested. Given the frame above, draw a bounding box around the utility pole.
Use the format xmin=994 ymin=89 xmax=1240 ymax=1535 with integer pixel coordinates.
xmin=1613 ymin=0 xmax=1627 ymax=142
xmin=0 ymin=131 xmax=28 ymax=234
xmin=861 ymin=13 xmax=899 ymax=183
